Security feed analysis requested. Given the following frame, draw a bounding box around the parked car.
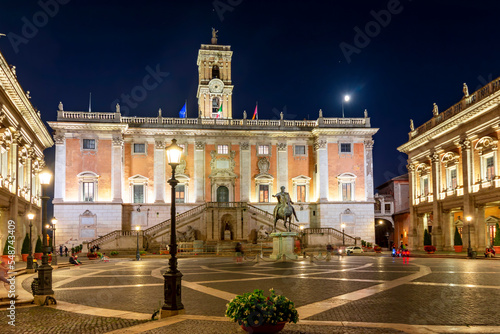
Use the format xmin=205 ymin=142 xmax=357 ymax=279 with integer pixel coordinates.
xmin=345 ymin=246 xmax=363 ymax=254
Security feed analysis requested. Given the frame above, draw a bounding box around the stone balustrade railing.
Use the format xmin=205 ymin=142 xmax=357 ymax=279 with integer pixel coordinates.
xmin=303 ymin=227 xmax=356 ymax=244
xmin=410 ymin=76 xmax=500 ymax=139
xmin=57 ymin=110 xmax=371 ymax=128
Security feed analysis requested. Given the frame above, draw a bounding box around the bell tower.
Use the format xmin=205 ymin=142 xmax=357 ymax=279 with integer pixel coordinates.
xmin=196 ymin=29 xmax=234 ymax=118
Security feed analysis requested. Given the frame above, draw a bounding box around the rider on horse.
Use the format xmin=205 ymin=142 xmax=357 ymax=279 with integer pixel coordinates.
xmin=272 ymin=186 xmax=299 ymax=222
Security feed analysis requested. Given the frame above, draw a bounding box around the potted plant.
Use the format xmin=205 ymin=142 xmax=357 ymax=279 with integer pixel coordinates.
xmin=453 ymin=227 xmax=463 ymax=252
xmin=21 ymin=233 xmax=30 ymax=262
xmin=87 ymin=251 xmax=99 ymax=259
xmin=373 ymin=245 xmax=382 ymax=253
xmin=225 ymin=288 xmax=298 ymax=333
xmin=34 ymin=236 xmax=43 ymax=260
xmin=110 ymin=251 xmax=118 ymax=257
xmin=140 ymin=250 xmax=147 ymax=256
xmin=494 ymin=223 xmax=500 ymax=254
xmin=423 ymin=229 xmax=434 ymax=253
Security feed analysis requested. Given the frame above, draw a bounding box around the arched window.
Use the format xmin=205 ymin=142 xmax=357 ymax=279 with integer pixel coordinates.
xmin=212 ymin=65 xmax=220 ymax=79
xmin=212 ymin=97 xmax=220 ymax=116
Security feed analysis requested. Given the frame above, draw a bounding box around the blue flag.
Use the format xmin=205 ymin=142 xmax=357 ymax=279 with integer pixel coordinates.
xmin=179 ymin=102 xmax=186 ymax=118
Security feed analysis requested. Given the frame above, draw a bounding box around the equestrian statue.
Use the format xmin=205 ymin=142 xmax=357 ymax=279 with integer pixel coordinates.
xmin=272 ymin=186 xmax=299 ymax=232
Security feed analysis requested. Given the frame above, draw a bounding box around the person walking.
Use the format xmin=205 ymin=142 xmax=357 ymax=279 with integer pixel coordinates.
xmin=59 ymin=245 xmax=63 ymax=257
xmin=64 ymin=246 xmax=68 ymax=257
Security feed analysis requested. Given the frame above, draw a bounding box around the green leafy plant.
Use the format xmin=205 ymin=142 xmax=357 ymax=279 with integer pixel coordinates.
xmin=21 ymin=233 xmax=30 ymax=254
xmin=110 ymin=251 xmax=118 ymax=256
xmin=373 ymin=245 xmax=382 ymax=252
xmin=225 ymin=289 xmax=299 ymax=327
xmin=494 ymin=223 xmax=500 ymax=246
xmin=424 ymin=229 xmax=432 ymax=246
xmin=71 ymin=247 xmax=75 ymax=255
xmin=3 ymin=239 xmax=9 ymax=255
xmin=366 ymin=242 xmax=372 ymax=248
xmin=140 ymin=250 xmax=147 ymax=256
xmin=361 ymin=240 xmax=366 ymax=247
xmin=454 ymin=227 xmax=463 ymax=246
xmin=35 ymin=236 xmax=43 ymax=253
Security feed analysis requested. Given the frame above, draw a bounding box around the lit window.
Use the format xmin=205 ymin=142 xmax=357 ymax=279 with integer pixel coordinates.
xmin=489 ymin=224 xmax=497 ymax=246
xmin=83 ymin=139 xmax=96 ymax=150
xmin=446 ymin=167 xmax=457 ymax=189
xmin=294 ymin=145 xmax=306 ymax=155
xmin=133 ymin=143 xmax=146 ymax=154
xmin=485 ymin=156 xmax=495 ymax=181
xmin=296 ymin=185 xmax=306 ymax=202
xmin=175 ymin=185 xmax=185 ymax=203
xmin=218 ymin=145 xmax=229 ymax=154
xmin=342 ymin=183 xmax=352 ymax=201
xmin=340 ymin=143 xmax=351 ymax=153
xmin=83 ymin=182 xmax=95 ymax=202
xmin=133 ymin=184 xmax=144 ymax=203
xmin=420 ymin=176 xmax=429 ymax=196
xmin=258 ymin=145 xmax=269 ymax=155
xmin=259 ymin=185 xmax=269 ymax=203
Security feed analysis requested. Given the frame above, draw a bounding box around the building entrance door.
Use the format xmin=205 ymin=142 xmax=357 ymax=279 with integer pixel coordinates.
xmin=217 ymin=186 xmax=229 ymax=203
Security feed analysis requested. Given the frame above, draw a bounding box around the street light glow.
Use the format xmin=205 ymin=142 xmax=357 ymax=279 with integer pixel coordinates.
xmin=166 ymin=138 xmax=183 ymax=165
xmin=341 ymin=223 xmax=346 ymax=229
xmin=344 ymin=95 xmax=350 ymax=102
xmin=135 ymin=225 xmax=140 ymax=231
xmin=27 ymin=213 xmax=35 ymax=220
xmin=39 ymin=170 xmax=52 ymax=185
xmin=466 ymin=216 xmax=472 ymax=222
xmin=52 ymin=217 xmax=58 ymax=225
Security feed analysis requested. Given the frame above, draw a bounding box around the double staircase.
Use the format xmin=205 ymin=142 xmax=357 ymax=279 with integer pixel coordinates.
xmin=87 ymin=202 xmax=300 ymax=251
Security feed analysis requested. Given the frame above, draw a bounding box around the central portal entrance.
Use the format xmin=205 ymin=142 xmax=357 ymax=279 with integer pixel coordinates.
xmin=217 ymin=186 xmax=229 ymax=203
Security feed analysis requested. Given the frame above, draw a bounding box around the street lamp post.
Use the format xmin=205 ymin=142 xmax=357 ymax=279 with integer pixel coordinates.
xmin=385 ymin=231 xmax=390 ymax=249
xmin=466 ymin=216 xmax=473 ymax=258
xmin=26 ymin=213 xmax=35 ymax=271
xmin=135 ymin=225 xmax=141 ymax=261
xmin=35 ymin=169 xmax=54 ymax=304
xmin=341 ymin=223 xmax=346 ymax=246
xmin=51 ymin=218 xmax=58 ymax=265
xmin=162 ymin=139 xmax=184 ymax=316
xmin=341 ymin=95 xmax=350 ymax=118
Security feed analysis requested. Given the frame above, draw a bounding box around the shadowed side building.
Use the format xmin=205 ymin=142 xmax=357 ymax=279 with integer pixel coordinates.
xmin=398 ymin=79 xmax=500 ymax=251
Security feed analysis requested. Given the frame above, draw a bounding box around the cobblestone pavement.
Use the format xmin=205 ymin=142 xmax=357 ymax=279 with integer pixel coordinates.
xmin=1 ymin=306 xmax=148 ymax=334
xmin=6 ymin=255 xmax=500 ymax=333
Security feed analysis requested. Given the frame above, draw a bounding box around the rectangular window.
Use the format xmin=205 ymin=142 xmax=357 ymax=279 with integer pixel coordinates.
xmin=258 ymin=145 xmax=269 ymax=155
xmin=486 ymin=156 xmax=495 ymax=180
xmin=83 ymin=139 xmax=96 ymax=150
xmin=420 ymin=176 xmax=429 ymax=196
xmin=294 ymin=145 xmax=306 ymax=155
xmin=297 ymin=185 xmax=306 ymax=202
xmin=385 ymin=203 xmax=391 ymax=211
xmin=133 ymin=184 xmax=144 ymax=203
xmin=83 ymin=182 xmax=94 ymax=202
xmin=489 ymin=224 xmax=496 ymax=246
xmin=217 ymin=145 xmax=229 ymax=154
xmin=446 ymin=167 xmax=457 ymax=189
xmin=259 ymin=185 xmax=269 ymax=203
xmin=340 ymin=143 xmax=351 ymax=153
xmin=175 ymin=185 xmax=185 ymax=203
xmin=133 ymin=143 xmax=146 ymax=154
xmin=342 ymin=183 xmax=352 ymax=201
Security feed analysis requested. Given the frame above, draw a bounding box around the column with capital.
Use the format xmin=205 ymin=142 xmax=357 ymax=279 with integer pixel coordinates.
xmin=430 ymin=152 xmax=443 ymax=250
xmin=460 ymin=138 xmax=474 ymax=217
xmin=239 ymin=142 xmax=250 ymax=202
xmin=10 ymin=132 xmax=20 ymax=219
xmin=194 ymin=141 xmax=205 ymax=203
xmin=314 ymin=138 xmax=328 ymax=202
xmin=154 ymin=139 xmax=166 ymax=203
xmin=407 ymin=162 xmax=418 ymax=250
xmin=475 ymin=205 xmax=486 ymax=249
xmin=111 ymin=134 xmax=123 ymax=203
xmin=364 ymin=140 xmax=374 ymax=201
xmin=53 ymin=134 xmax=65 ymax=202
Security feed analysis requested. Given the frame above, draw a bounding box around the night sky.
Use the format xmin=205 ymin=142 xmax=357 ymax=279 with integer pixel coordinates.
xmin=1 ymin=0 xmax=500 ymax=190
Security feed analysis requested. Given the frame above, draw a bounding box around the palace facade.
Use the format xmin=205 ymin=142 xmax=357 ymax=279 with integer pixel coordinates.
xmin=49 ymin=36 xmax=378 ymax=249
xmin=0 ymin=51 xmax=54 ymax=258
xmin=398 ymin=79 xmax=500 ymax=251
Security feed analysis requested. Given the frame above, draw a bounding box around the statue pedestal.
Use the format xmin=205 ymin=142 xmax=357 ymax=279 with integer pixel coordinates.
xmin=224 ymin=230 xmax=231 ymax=240
xmin=269 ymin=232 xmax=298 ymax=260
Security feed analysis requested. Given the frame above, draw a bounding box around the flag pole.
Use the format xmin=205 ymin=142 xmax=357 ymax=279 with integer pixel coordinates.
xmin=185 ymin=99 xmax=187 ymax=118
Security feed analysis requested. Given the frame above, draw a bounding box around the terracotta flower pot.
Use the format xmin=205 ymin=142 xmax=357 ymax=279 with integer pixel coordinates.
xmin=34 ymin=252 xmax=43 ymax=260
xmin=22 ymin=254 xmax=29 ymax=262
xmin=454 ymin=245 xmax=463 ymax=253
xmin=494 ymin=246 xmax=500 ymax=254
xmin=241 ymin=321 xmax=286 ymax=333
xmin=1 ymin=255 xmax=11 ymax=264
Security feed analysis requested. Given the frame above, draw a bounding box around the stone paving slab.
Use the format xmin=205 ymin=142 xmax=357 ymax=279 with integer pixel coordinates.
xmin=56 ymin=276 xmax=164 ymax=288
xmin=0 ymin=306 xmax=148 ymax=334
xmin=413 ymin=273 xmax=500 ymax=286
xmin=182 ymin=272 xmax=266 ymax=282
xmin=311 ymin=271 xmax=412 ymax=281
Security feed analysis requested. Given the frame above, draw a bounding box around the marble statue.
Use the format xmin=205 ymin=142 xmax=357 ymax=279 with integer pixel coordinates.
xmin=243 ymin=110 xmax=247 ymax=119
xmin=463 ymin=83 xmax=469 ymax=97
xmin=410 ymin=119 xmax=414 ymax=131
xmin=432 ymin=103 xmax=439 ymax=117
xmin=257 ymin=225 xmax=270 ymax=240
xmin=58 ymin=101 xmax=64 ymax=111
xmin=115 ymin=103 xmax=120 ymax=113
xmin=364 ymin=109 xmax=368 ymax=118
xmin=272 ymin=186 xmax=299 ymax=232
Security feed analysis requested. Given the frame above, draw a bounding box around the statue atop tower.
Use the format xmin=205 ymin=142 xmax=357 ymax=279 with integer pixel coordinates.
xmin=211 ymin=28 xmax=218 ymax=45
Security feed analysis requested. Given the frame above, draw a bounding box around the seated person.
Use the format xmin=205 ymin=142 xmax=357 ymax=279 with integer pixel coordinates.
xmin=69 ymin=255 xmax=81 ymax=265
xmin=485 ymin=248 xmax=495 ymax=258
xmin=100 ymin=253 xmax=110 ymax=262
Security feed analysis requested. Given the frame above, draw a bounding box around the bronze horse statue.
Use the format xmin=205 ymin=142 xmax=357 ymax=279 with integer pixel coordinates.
xmin=274 ymin=204 xmax=293 ymax=232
